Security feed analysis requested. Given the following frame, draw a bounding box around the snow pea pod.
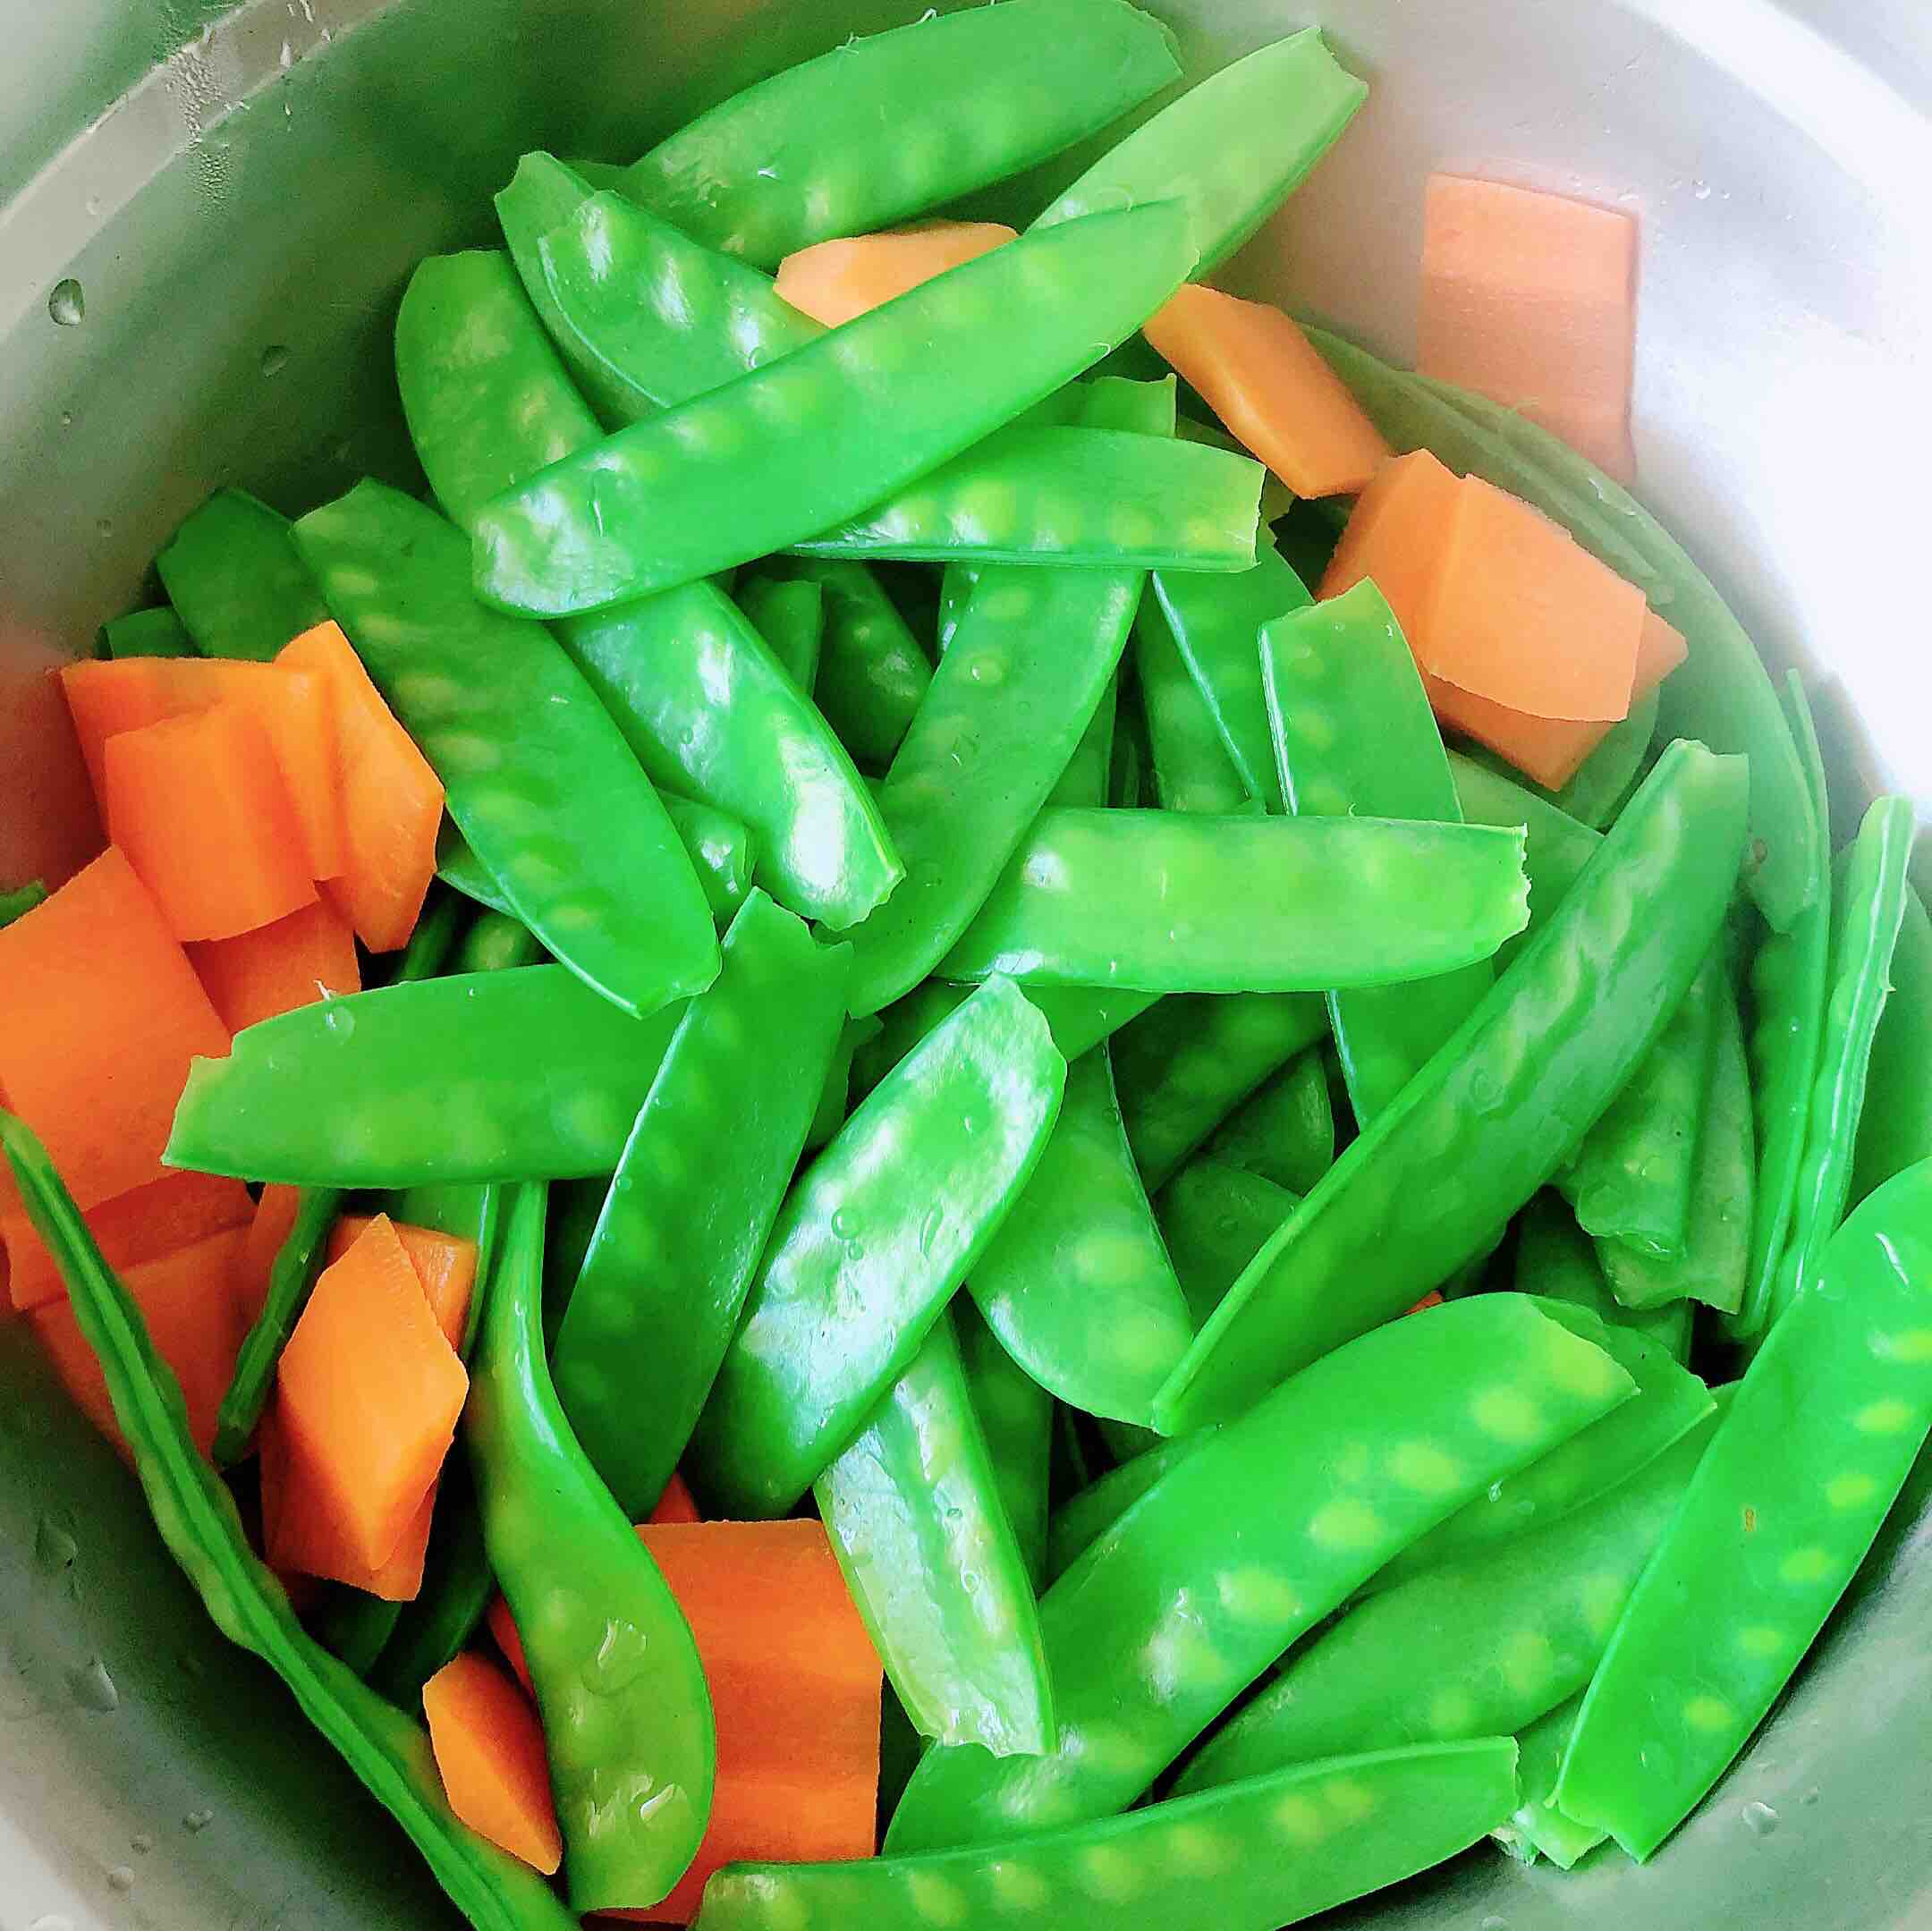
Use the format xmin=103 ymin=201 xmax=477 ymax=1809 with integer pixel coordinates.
xmin=885 ymin=1295 xmax=1627 ymax=1851
xmin=712 ymin=1740 xmax=1517 ymax=1931
xmin=1202 ymin=1050 xmax=1335 ymax=1196
xmin=968 ymin=1046 xmax=1193 ymax=1428
xmin=1513 ymin=1191 xmax=1691 ymax=1364
xmin=1043 ymin=1431 xmax=1208 ymax=1585
xmin=552 ymin=894 xmax=848 ymax=1520
xmin=1156 ymin=742 xmax=1748 ymax=1434
xmin=1049 ymin=675 xmax=1119 ymax=809
xmin=806 ymin=1014 xmax=883 ymax=1155
xmin=955 ymin=1300 xmax=1054 ymax=1590
xmin=687 ymin=978 xmax=1065 ymax=1518
xmin=623 ymin=0 xmax=1181 ymax=268
xmin=1157 ymin=1160 xmax=1299 ymax=1328
xmin=817 ymin=1311 xmax=1055 ymax=1757
xmin=1852 ymin=882 xmax=1932 ymax=1206
xmin=1449 ymin=750 xmax=1602 ymax=955
xmin=166 ymin=966 xmax=683 ymax=1186
xmin=1551 ymin=686 xmax=1659 ymax=829
xmin=1493 ymin=1693 xmax=1604 ymax=1869
xmin=1036 ymin=27 xmax=1367 ymax=278
xmin=783 ymin=558 xmax=931 ymax=770
xmin=941 ymin=809 xmax=1530 ymax=995
xmin=154 ymin=487 xmax=327 ymax=661
xmin=1178 ymin=414 xmax=1298 ymax=521
xmin=0 ymin=881 xmax=47 ymax=927
xmin=736 ymin=573 xmax=823 ymax=691
xmin=0 ymin=1114 xmax=578 ymax=1931
xmin=367 ymin=1456 xmax=491 ymax=1708
xmin=1556 ymin=1156 xmax=1932 ymax=1859
xmin=100 ymin=606 xmax=195 ymax=659
xmin=294 ymin=481 xmax=717 ymax=1019
xmin=466 ymin=1182 xmax=713 ymax=1911
xmin=1135 ymin=598 xmax=1252 ymax=813
xmin=1263 ymin=582 xmax=1493 ymax=1126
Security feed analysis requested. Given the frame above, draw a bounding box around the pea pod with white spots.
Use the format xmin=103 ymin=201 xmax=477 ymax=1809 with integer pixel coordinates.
xmin=1202 ymin=1050 xmax=1335 ymax=1196
xmin=783 ymin=558 xmax=933 ymax=771
xmin=1043 ymin=1431 xmax=1209 ymax=1584
xmin=1157 ymin=1159 xmax=1300 ymax=1328
xmin=1513 ymin=1191 xmax=1691 ymax=1363
xmin=1449 ymin=750 xmax=1603 ymax=966
xmin=885 ymin=1294 xmax=1631 ymax=1851
xmin=1557 ymin=1156 xmax=1932 ymax=1859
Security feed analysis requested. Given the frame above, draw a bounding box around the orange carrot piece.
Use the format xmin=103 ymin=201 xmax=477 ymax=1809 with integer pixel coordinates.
xmin=103 ymin=704 xmax=318 ymax=941
xmin=1419 ymin=174 xmax=1638 ymax=484
xmin=1318 ymin=448 xmax=1464 ymax=626
xmin=235 ymin=1182 xmax=304 ymax=1328
xmin=326 ymin=1214 xmax=478 ymax=1354
xmin=273 ymin=1214 xmax=468 ymax=1571
xmin=650 ymin=1470 xmax=702 ymax=1525
xmin=1144 ymin=285 xmax=1391 ymax=496
xmin=1405 ymin=1291 xmax=1445 ymax=1317
xmin=0 ymin=848 xmax=229 ymax=1219
xmin=259 ymin=1411 xmax=436 ymax=1599
xmin=423 ymin=1653 xmax=564 ymax=1876
xmin=774 ymin=221 xmax=1017 ymax=327
xmin=1634 ymin=608 xmax=1688 ymax=690
xmin=188 ymin=897 xmax=361 ymax=1035
xmin=4 ymin=1166 xmax=252 ymax=1313
xmin=277 ymin=622 xmax=444 ymax=953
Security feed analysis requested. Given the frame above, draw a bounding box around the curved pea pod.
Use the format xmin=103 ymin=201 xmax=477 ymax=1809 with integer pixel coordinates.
xmin=155 ymin=487 xmax=327 ymax=662
xmin=941 ymin=809 xmax=1530 ymax=996
xmin=968 ymin=1046 xmax=1193 ymax=1429
xmin=1552 ymin=686 xmax=1659 ymax=829
xmin=1852 ymin=882 xmax=1932 ymax=1206
xmin=955 ymin=1300 xmax=1055 ymax=1589
xmin=1305 ymin=326 xmax=1818 ymax=933
xmin=1492 ymin=1693 xmax=1605 ymax=1869
xmin=466 ymin=1183 xmax=713 ymax=1910
xmin=817 ymin=1312 xmax=1055 ymax=1757
xmin=1135 ymin=597 xmax=1253 ymax=814
xmin=0 ymin=1114 xmax=578 ymax=1931
xmin=686 ymin=977 xmax=1065 ymax=1519
xmin=806 ymin=1013 xmax=883 ymax=1156
xmin=1044 ymin=1431 xmax=1208 ymax=1584
xmin=473 ymin=203 xmax=1199 ymax=612
xmin=1263 ymin=583 xmax=1494 ymax=1126
xmin=292 ymin=482 xmax=716 ymax=1018
xmin=712 ymin=1739 xmax=1517 ymax=1931
xmin=1157 ymin=1159 xmax=1299 ymax=1328
xmin=1154 ymin=742 xmax=1748 ymax=1436
xmin=1449 ymin=750 xmax=1603 ymax=960
xmin=1177 ymin=1407 xmax=1718 ymax=1794
xmin=1036 ymin=27 xmax=1367 ymax=278
xmin=1202 ymin=1050 xmax=1335 ymax=1196
xmin=1513 ymin=1191 xmax=1691 ymax=1362
xmin=551 ymin=893 xmax=850 ymax=1520
xmin=783 ymin=558 xmax=933 ymax=770
xmin=165 ymin=967 xmax=684 ymax=1186
xmin=1556 ymin=1156 xmax=1932 ymax=1859
xmin=736 ymin=573 xmax=824 ymax=691
xmin=885 ymin=1294 xmax=1627 ymax=1851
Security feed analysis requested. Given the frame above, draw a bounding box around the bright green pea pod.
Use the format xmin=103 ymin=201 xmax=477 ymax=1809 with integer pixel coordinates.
xmin=1492 ymin=1693 xmax=1606 ymax=1869
xmin=622 ymin=0 xmax=1181 ymax=268
xmin=1306 ymin=326 xmax=1818 ymax=934
xmin=1556 ymin=1156 xmax=1932 ymax=1859
xmin=1048 ymin=673 xmax=1119 ymax=809
xmin=552 ymin=893 xmax=850 ymax=1520
xmin=471 ymin=202 xmax=1198 ymax=612
xmin=784 ymin=558 xmax=932 ymax=770
xmin=818 ymin=1311 xmax=1054 ymax=1757
xmin=311 ymin=1584 xmax=404 ymax=1679
xmin=1177 ymin=1407 xmax=1717 ymax=1793
xmin=368 ymin=1458 xmax=492 ymax=1709
xmin=1155 ymin=742 xmax=1749 ymax=1436
xmin=688 ymin=977 xmax=1065 ymax=1518
xmin=467 ymin=1183 xmax=713 ymax=1910
xmin=1178 ymin=414 xmax=1298 ymax=521
xmin=1109 ymin=666 xmax=1154 ymax=806
xmin=1449 ymin=750 xmax=1602 ymax=956
xmin=1044 ymin=1430 xmax=1206 ymax=1584
xmin=1135 ymin=598 xmax=1252 ymax=813
xmin=1115 ymin=993 xmax=1328 ymax=1193
xmin=935 ymin=562 xmax=977 ymax=656
xmin=719 ymin=1739 xmax=1516 ymax=1931
xmin=942 ymin=809 xmax=1530 ymax=996
xmin=1035 ymin=27 xmax=1367 ymax=279
xmin=99 ymin=606 xmax=195 ymax=659
xmin=0 ymin=880 xmax=48 ymax=927
xmin=1264 ymin=583 xmax=1493 ymax=1126
xmin=166 ymin=967 xmax=684 ymax=1186
xmin=1552 ymin=686 xmax=1658 ymax=828
xmin=968 ymin=1046 xmax=1193 ymax=1428
xmin=737 ymin=573 xmax=824 ymax=691
xmin=954 ymin=1300 xmax=1054 ymax=1591
xmin=1852 ymin=882 xmax=1932 ymax=1206
xmin=1201 ymin=1050 xmax=1335 ymax=1197
xmin=1157 ymin=1159 xmax=1299 ymax=1328
xmin=0 ymin=1113 xmax=578 ymax=1931
xmin=154 ymin=487 xmax=328 ymax=660
xmin=886 ymin=1295 xmax=1629 ymax=1851
xmin=1513 ymin=1191 xmax=1691 ymax=1364
xmin=806 ymin=1013 xmax=882 ymax=1156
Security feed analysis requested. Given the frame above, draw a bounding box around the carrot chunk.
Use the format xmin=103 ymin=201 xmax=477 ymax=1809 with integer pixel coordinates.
xmin=326 ymin=1214 xmax=478 ymax=1353
xmin=234 ymin=1182 xmax=304 ymax=1329
xmin=188 ymin=898 xmax=361 ymax=1034
xmin=1318 ymin=448 xmax=1463 ymax=623
xmin=423 ymin=1653 xmax=564 ymax=1876
xmin=775 ymin=222 xmax=1017 ymax=327
xmin=259 ymin=1413 xmax=436 ymax=1600
xmin=650 ymin=1470 xmax=702 ymax=1526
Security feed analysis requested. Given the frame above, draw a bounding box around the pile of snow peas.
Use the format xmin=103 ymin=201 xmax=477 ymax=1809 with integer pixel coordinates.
xmin=15 ymin=4 xmax=1932 ymax=1927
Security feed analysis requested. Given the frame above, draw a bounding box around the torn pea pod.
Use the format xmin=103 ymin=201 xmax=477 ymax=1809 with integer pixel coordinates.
xmin=1493 ymin=1693 xmax=1606 ymax=1870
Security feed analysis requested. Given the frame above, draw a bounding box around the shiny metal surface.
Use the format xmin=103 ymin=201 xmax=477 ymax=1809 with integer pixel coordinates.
xmin=2 ymin=2 xmax=1929 ymax=1925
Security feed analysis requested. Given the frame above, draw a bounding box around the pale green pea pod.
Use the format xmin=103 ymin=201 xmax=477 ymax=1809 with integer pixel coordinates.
xmin=1551 ymin=686 xmax=1660 ymax=828
xmin=955 ymin=1299 xmax=1055 ymax=1589
xmin=1202 ymin=1049 xmax=1335 ymax=1196
xmin=1044 ymin=1431 xmax=1212 ymax=1584
xmin=736 ymin=572 xmax=824 ymax=692
xmin=782 ymin=557 xmax=932 ymax=771
xmin=1157 ymin=1159 xmax=1300 ymax=1328
xmin=1513 ymin=1191 xmax=1692 ymax=1364
xmin=1449 ymin=750 xmax=1603 ymax=961
xmin=1134 ymin=597 xmax=1253 ymax=814
xmin=1492 ymin=1693 xmax=1606 ymax=1869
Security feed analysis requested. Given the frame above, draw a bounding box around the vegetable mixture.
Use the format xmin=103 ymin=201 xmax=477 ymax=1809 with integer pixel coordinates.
xmin=4 ymin=4 xmax=1928 ymax=1927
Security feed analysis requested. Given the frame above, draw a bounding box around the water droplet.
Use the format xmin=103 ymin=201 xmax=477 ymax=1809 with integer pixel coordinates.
xmin=66 ymin=1656 xmax=118 ymax=1713
xmin=85 ymin=193 xmax=104 ymax=217
xmin=96 ymin=518 xmax=113 ymax=538
xmin=58 ymin=410 xmax=73 ymax=428
xmin=107 ymin=1865 xmax=136 ymax=1893
xmin=183 ymin=1807 xmax=215 ymax=1833
xmin=131 ymin=1832 xmax=154 ymax=1854
xmin=259 ymin=343 xmax=290 ymax=377
xmin=918 ymin=1203 xmax=945 ymax=1258
xmin=1741 ymin=1800 xmax=1779 ymax=1836
xmin=830 ymin=1207 xmax=853 ymax=1240
xmin=589 ymin=1618 xmax=651 ymax=1694
xmin=323 ymin=1004 xmax=356 ymax=1039
xmin=48 ymin=279 xmax=85 ymax=326
xmin=845 ymin=1240 xmax=865 ymax=1263
xmin=1800 ymin=1787 xmax=1821 ymax=1808
xmin=1693 ymin=180 xmax=1712 ymax=201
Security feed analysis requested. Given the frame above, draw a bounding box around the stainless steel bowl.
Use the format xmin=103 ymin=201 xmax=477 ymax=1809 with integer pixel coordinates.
xmin=3 ymin=3 xmax=1929 ymax=1925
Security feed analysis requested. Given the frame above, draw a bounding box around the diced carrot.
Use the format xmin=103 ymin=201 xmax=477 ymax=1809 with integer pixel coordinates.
xmin=188 ymin=898 xmax=361 ymax=1035
xmin=259 ymin=1411 xmax=435 ymax=1599
xmin=59 ymin=656 xmax=343 ymax=880
xmin=1143 ymin=285 xmax=1391 ymax=496
xmin=651 ymin=1470 xmax=702 ymax=1525
xmin=774 ymin=221 xmax=1017 ymax=327
xmin=0 ymin=849 xmax=229 ymax=1219
xmin=1318 ymin=449 xmax=1463 ymax=627
xmin=1635 ymin=608 xmax=1688 ymax=689
xmin=1405 ymin=1291 xmax=1445 ymax=1316
xmin=326 ymin=1215 xmax=477 ymax=1354
xmin=273 ymin=1214 xmax=468 ymax=1572
xmin=235 ymin=1182 xmax=304 ymax=1329
xmin=4 ymin=1167 xmax=253 ymax=1313
xmin=277 ymin=623 xmax=444 ymax=953
xmin=423 ymin=1653 xmax=564 ymax=1876
xmin=1418 ymin=175 xmax=1638 ymax=484
xmin=102 ymin=704 xmax=318 ymax=941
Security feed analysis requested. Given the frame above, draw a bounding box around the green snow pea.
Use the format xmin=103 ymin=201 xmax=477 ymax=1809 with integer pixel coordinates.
xmin=367 ymin=1457 xmax=491 ymax=1708
xmin=941 ymin=809 xmax=1530 ymax=995
xmin=294 ymin=480 xmax=717 ymax=1018
xmin=934 ymin=562 xmax=976 ymax=658
xmin=783 ymin=558 xmax=932 ymax=770
xmin=1177 ymin=1407 xmax=1717 ymax=1793
xmin=1449 ymin=750 xmax=1603 ymax=955
xmin=0 ymin=1114 xmax=577 ymax=1931
xmin=154 ymin=487 xmax=327 ymax=661
xmin=1050 ymin=1403 xmax=1106 ymax=1511
xmin=1157 ymin=1160 xmax=1299 ymax=1329
xmin=1115 ymin=994 xmax=1328 ymax=1193
xmin=967 ymin=1046 xmax=1193 ymax=1429
xmin=1852 ymin=883 xmax=1932 ymax=1205
xmin=1109 ymin=666 xmax=1154 ymax=806
xmin=955 ymin=1300 xmax=1054 ymax=1590
xmin=1178 ymin=414 xmax=1298 ymax=521
xmin=1551 ymin=687 xmax=1658 ymax=829
xmin=1202 ymin=1050 xmax=1335 ymax=1196
xmin=466 ymin=1182 xmax=713 ymax=1910
xmin=471 ymin=202 xmax=1197 ymax=612
xmin=552 ymin=892 xmax=850 ymax=1520
xmin=1492 ymin=1693 xmax=1605 ymax=1869
xmin=312 ymin=1582 xmax=404 ymax=1679
xmin=0 ymin=881 xmax=48 ymax=927
xmin=885 ymin=1295 xmax=1627 ymax=1851
xmin=711 ymin=1740 xmax=1518 ymax=1931
xmin=1273 ymin=495 xmax=1349 ymax=594
xmin=687 ymin=977 xmax=1065 ymax=1518
xmin=658 ymin=796 xmax=757 ymax=925
xmin=1155 ymin=741 xmax=1748 ymax=1434
xmin=817 ymin=1310 xmax=1055 ymax=1757
xmin=1035 ymin=27 xmax=1366 ymax=278
xmin=736 ymin=573 xmax=824 ymax=691
xmin=1049 ymin=675 xmax=1119 ymax=809
xmin=1043 ymin=1431 xmax=1206 ymax=1584
xmin=806 ymin=1014 xmax=883 ymax=1155
xmin=99 ymin=606 xmax=195 ymax=659
xmin=1134 ymin=598 xmax=1252 ymax=813
xmin=1263 ymin=581 xmax=1493 ymax=1125
xmin=1513 ymin=1191 xmax=1691 ymax=1365
xmin=1556 ymin=1156 xmax=1932 ymax=1859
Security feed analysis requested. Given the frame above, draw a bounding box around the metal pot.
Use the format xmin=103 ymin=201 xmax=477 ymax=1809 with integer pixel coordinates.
xmin=2 ymin=3 xmax=1928 ymax=1925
